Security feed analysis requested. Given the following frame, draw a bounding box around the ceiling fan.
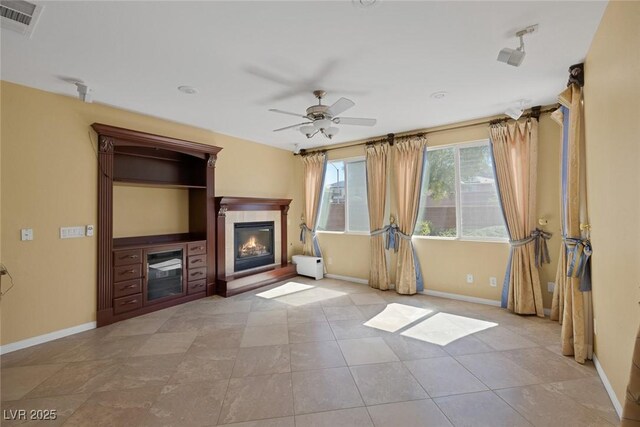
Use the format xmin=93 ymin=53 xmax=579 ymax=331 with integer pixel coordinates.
xmin=269 ymin=90 xmax=376 ymax=139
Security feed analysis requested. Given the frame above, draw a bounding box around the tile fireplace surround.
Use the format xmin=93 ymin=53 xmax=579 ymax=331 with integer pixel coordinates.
xmin=214 ymin=197 xmax=296 ymax=297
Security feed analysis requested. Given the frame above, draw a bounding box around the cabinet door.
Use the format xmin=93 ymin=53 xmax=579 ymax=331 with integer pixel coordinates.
xmin=143 ymin=245 xmax=186 ymax=305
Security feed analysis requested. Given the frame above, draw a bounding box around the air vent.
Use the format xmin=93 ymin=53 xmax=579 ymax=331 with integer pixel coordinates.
xmin=0 ymin=0 xmax=43 ymax=37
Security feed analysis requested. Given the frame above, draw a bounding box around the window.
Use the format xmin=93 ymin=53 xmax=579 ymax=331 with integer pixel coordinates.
xmin=415 ymin=141 xmax=507 ymax=240
xmin=317 ymin=158 xmax=370 ymax=233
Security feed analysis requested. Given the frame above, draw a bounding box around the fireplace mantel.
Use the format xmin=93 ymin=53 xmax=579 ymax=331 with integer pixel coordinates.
xmin=214 ymin=197 xmax=296 ymax=296
xmin=216 ymin=197 xmax=292 ymax=215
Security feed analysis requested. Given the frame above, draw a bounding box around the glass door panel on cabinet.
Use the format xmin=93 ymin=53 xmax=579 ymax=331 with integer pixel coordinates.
xmin=146 ymin=247 xmax=185 ymax=302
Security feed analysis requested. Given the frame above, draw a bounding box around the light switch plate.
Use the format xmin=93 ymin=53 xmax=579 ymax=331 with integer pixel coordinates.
xmin=60 ymin=226 xmax=86 ymax=239
xmin=489 ymin=277 xmax=497 ymax=287
xmin=21 ymin=228 xmax=34 ymax=241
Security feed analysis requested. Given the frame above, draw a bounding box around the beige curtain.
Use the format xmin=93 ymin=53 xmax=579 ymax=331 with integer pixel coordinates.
xmin=550 ymin=84 xmax=593 ymax=364
xmin=622 ymin=324 xmax=640 ymax=426
xmin=392 ymin=135 xmax=427 ymax=295
xmin=301 ymin=152 xmax=327 ymax=257
xmin=490 ymin=119 xmax=545 ymax=317
xmin=366 ymin=143 xmax=390 ymax=290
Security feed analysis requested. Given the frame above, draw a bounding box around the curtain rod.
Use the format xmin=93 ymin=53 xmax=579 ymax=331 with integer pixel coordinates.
xmin=296 ymin=105 xmax=558 ymax=156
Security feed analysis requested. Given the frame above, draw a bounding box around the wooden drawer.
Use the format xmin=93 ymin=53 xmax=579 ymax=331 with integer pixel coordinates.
xmin=187 ymin=279 xmax=206 ymax=294
xmin=187 ymin=267 xmax=206 ymax=281
xmin=113 ymin=249 xmax=142 ymax=266
xmin=113 ymin=293 xmax=142 ymax=314
xmin=113 ymin=279 xmax=142 ymax=299
xmin=188 ymin=254 xmax=207 ymax=269
xmin=187 ymin=241 xmax=207 ymax=256
xmin=113 ymin=264 xmax=142 ymax=282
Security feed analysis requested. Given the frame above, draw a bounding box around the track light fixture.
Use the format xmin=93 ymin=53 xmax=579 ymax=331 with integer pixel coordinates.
xmin=497 ymin=25 xmax=538 ymax=67
xmin=74 ymin=82 xmax=93 ymax=103
xmin=505 ymin=99 xmax=530 ymax=120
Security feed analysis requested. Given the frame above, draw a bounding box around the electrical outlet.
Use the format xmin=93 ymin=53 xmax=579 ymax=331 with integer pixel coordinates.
xmin=466 ymin=274 xmax=474 ymax=284
xmin=86 ymin=225 xmax=95 ymax=237
xmin=547 ymin=282 xmax=555 ymax=293
xmin=20 ymin=228 xmax=34 ymax=241
xmin=489 ymin=277 xmax=497 ymax=287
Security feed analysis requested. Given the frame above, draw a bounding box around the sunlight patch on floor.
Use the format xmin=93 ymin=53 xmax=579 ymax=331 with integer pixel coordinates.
xmin=256 ymin=282 xmax=314 ymax=299
xmin=257 ymin=282 xmax=347 ymax=307
xmin=363 ymin=303 xmax=433 ymax=333
xmin=400 ymin=312 xmax=498 ymax=346
xmin=274 ymin=287 xmax=347 ymax=307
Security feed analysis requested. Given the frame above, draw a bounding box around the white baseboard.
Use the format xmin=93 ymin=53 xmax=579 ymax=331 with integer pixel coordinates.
xmin=0 ymin=322 xmax=96 ymax=355
xmin=593 ymin=354 xmax=623 ymax=418
xmin=422 ymin=289 xmax=501 ymax=307
xmin=324 ymin=274 xmax=369 ymax=285
xmin=322 ymin=276 xmax=554 ymax=316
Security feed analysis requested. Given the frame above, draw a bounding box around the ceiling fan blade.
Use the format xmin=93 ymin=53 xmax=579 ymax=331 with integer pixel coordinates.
xmin=327 ymin=97 xmax=355 ymax=116
xmin=333 ymin=117 xmax=377 ymax=126
xmin=273 ymin=122 xmax=310 ymax=132
xmin=269 ymin=109 xmax=308 ymax=119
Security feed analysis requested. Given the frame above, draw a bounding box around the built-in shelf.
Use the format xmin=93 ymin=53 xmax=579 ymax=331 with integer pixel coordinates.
xmin=93 ymin=123 xmax=222 ymax=327
xmin=113 ymin=179 xmax=207 ymax=190
xmin=113 ymin=233 xmax=207 ymax=250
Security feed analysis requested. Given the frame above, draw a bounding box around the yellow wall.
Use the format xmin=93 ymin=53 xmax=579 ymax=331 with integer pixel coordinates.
xmin=318 ymin=115 xmax=561 ymax=307
xmin=584 ymin=0 xmax=640 ymax=407
xmin=0 ymin=81 xmax=303 ymax=345
xmin=113 ymin=185 xmax=190 ymax=238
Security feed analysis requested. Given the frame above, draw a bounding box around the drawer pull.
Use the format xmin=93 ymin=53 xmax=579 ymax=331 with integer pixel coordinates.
xmin=123 ymin=299 xmax=138 ymax=305
xmin=127 ymin=255 xmax=139 ymax=259
xmin=193 ymin=283 xmax=204 ymax=288
xmin=192 ymin=271 xmax=204 ymax=276
xmin=121 ymin=284 xmax=137 ymax=290
xmin=122 ymin=269 xmax=136 ymax=275
xmin=196 ymin=246 xmax=204 ymax=250
xmin=191 ymin=259 xmax=202 ymax=263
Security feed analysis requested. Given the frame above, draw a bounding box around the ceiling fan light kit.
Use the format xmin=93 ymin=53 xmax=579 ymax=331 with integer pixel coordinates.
xmin=269 ymin=90 xmax=376 ymax=140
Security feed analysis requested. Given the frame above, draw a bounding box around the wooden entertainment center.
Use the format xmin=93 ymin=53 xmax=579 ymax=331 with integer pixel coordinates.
xmin=93 ymin=124 xmax=222 ymax=327
xmin=93 ymin=124 xmax=298 ymax=327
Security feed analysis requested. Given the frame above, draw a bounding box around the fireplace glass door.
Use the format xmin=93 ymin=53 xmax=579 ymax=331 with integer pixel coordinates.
xmin=146 ymin=248 xmax=184 ymax=302
xmin=234 ymin=221 xmax=275 ymax=272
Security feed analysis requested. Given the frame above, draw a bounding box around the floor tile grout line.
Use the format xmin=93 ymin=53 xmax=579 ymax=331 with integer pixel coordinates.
xmin=538 ymin=379 xmax=620 ymax=425
xmin=489 ymin=388 xmax=536 ymax=426
xmin=396 ymin=354 xmax=433 ymax=400
xmin=447 ymin=352 xmax=495 ymax=392
xmin=334 ymin=337 xmax=369 ymax=409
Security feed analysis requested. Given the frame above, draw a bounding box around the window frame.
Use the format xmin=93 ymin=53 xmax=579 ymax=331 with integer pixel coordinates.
xmin=317 ymin=156 xmax=370 ymax=236
xmin=413 ymin=139 xmax=508 ymax=244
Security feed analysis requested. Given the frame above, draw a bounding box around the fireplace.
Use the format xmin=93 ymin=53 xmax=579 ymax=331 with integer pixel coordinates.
xmin=234 ymin=221 xmax=275 ymax=272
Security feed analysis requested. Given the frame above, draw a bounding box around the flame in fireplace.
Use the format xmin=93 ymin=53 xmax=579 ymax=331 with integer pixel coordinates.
xmin=238 ymin=235 xmax=268 ymax=258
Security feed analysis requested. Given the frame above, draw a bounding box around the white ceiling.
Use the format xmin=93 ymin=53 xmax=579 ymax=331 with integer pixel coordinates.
xmin=1 ymin=1 xmax=607 ymax=151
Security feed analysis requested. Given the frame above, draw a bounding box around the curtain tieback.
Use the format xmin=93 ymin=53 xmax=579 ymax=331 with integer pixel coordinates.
xmin=299 ymin=223 xmax=313 ymax=244
xmin=371 ymin=224 xmax=411 ymax=253
xmin=563 ymin=236 xmax=593 ymax=287
xmin=509 ymin=228 xmax=552 ymax=267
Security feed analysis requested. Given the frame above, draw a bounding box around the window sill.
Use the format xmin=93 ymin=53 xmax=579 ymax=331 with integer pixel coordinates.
xmin=316 ymin=230 xmax=370 ymax=236
xmin=412 ymin=235 xmax=509 ymax=244
xmin=412 ymin=235 xmax=457 ymax=241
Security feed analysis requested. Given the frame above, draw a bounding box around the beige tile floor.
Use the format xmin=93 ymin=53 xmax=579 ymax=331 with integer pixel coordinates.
xmin=1 ymin=276 xmax=619 ymax=426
